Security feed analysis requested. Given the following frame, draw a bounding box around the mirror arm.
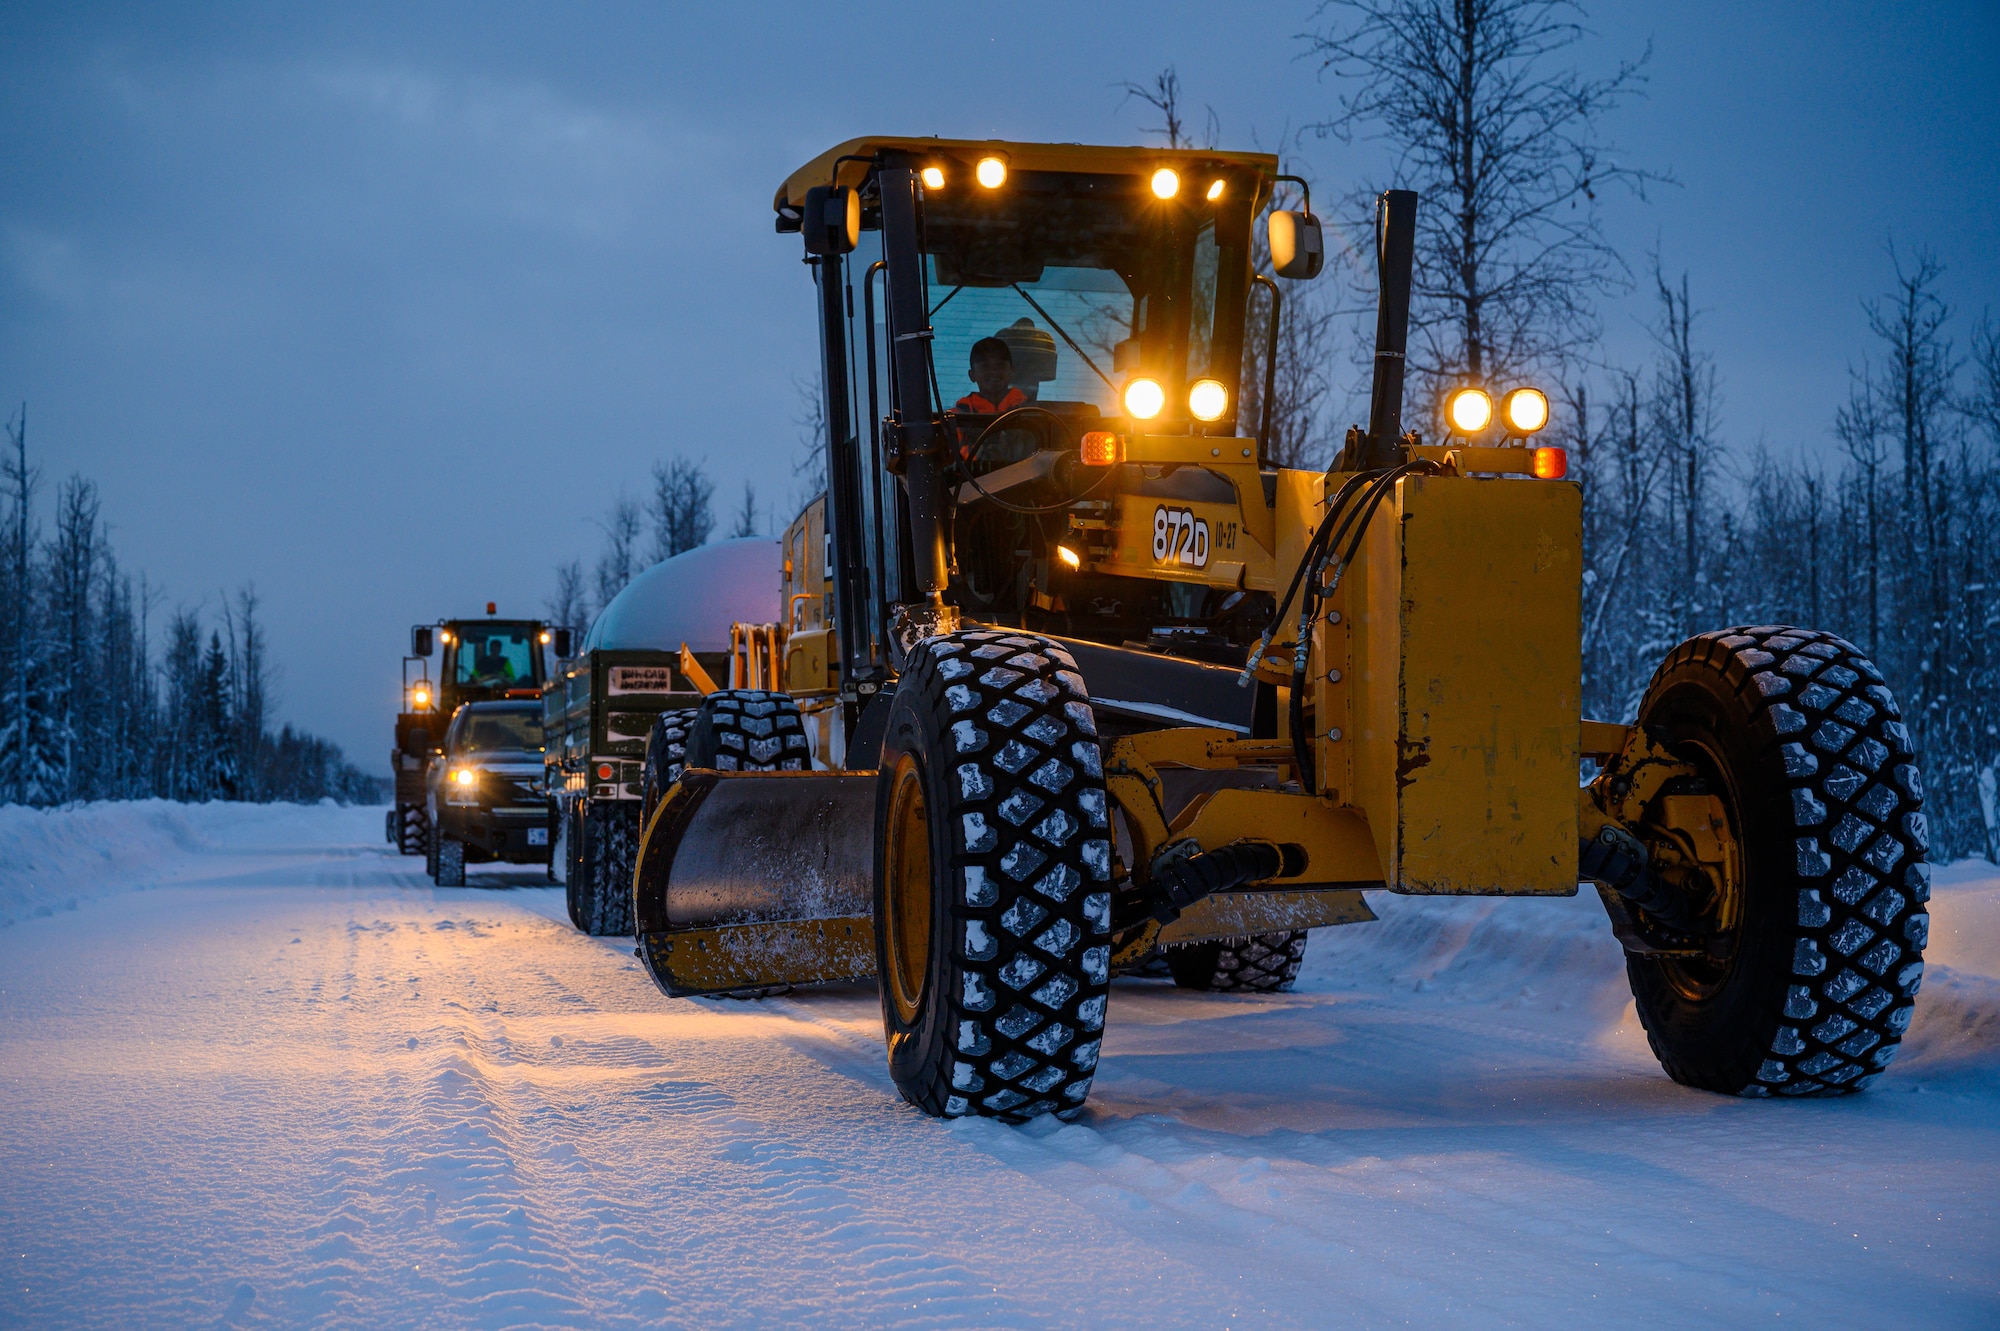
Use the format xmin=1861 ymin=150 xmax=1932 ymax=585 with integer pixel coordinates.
xmin=1253 ymin=273 xmax=1282 ymax=469
xmin=1276 ymin=173 xmax=1314 ymax=220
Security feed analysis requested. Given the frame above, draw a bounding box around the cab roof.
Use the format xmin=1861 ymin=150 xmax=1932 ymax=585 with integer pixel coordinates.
xmin=775 ymin=136 xmax=1280 ymax=217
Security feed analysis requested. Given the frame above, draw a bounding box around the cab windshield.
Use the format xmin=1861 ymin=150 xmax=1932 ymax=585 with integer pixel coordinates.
xmin=451 ymin=626 xmax=538 ymax=687
xmin=451 ymin=708 xmax=543 ymax=755
xmin=921 ymin=168 xmax=1254 ymax=426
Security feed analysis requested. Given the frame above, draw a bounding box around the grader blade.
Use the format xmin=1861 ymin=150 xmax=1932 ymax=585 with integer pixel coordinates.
xmin=632 ymin=769 xmax=879 ymax=997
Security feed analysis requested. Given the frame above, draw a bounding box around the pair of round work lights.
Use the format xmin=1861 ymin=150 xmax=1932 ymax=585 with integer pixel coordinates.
xmin=919 ymin=157 xmax=1223 ymax=204
xmin=1446 ymin=385 xmax=1549 ymax=438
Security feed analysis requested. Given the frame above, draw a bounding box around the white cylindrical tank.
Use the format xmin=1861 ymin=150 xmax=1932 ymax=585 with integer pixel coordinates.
xmin=582 ymin=537 xmax=782 ymax=654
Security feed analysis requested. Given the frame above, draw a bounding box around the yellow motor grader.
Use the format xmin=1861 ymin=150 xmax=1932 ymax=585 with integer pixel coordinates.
xmin=632 ymin=137 xmax=1931 ymax=1121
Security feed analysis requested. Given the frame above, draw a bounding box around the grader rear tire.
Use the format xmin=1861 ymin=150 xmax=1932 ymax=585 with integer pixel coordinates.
xmin=874 ymin=630 xmax=1114 ymax=1122
xmin=1627 ymin=626 xmax=1929 ymax=1096
xmin=687 ymin=691 xmax=809 ymax=772
xmin=1167 ymin=931 xmax=1309 ymax=993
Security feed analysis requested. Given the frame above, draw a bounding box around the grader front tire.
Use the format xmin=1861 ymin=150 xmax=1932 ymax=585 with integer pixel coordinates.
xmin=874 ymin=630 xmax=1114 ymax=1122
xmin=1628 ymin=626 xmax=1928 ymax=1096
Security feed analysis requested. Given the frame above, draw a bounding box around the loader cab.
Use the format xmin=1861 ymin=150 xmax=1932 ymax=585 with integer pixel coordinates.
xmin=782 ymin=139 xmax=1283 ymax=724
xmin=437 ymin=619 xmax=549 ymax=705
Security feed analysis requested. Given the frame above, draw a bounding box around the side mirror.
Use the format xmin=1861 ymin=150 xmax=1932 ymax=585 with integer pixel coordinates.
xmin=411 ymin=626 xmax=434 ymax=657
xmin=552 ymin=627 xmax=573 ymax=658
xmin=802 ymin=185 xmax=860 ymax=256
xmin=1268 ymin=210 xmax=1325 ymax=280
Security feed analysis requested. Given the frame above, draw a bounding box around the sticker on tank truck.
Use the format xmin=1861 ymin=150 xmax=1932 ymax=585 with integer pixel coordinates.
xmin=1152 ymin=505 xmax=1211 ymax=569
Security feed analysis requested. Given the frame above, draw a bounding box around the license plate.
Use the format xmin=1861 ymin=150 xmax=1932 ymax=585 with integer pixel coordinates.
xmin=527 ymin=827 xmax=548 ymax=846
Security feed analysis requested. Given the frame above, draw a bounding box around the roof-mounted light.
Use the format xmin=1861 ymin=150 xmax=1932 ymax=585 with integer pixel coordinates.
xmin=920 ymin=165 xmax=945 ymax=190
xmin=1151 ymin=167 xmax=1181 ymax=200
xmin=976 ymin=156 xmax=1007 ymax=189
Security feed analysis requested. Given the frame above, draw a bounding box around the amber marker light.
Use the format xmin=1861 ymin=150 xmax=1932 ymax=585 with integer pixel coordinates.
xmin=1151 ymin=167 xmax=1181 ymax=199
xmin=1503 ymin=387 xmax=1550 ymax=435
xmin=1188 ymin=378 xmax=1229 ymax=422
xmin=1446 ymin=387 xmax=1493 ymax=434
xmin=1533 ymin=447 xmax=1568 ymax=480
xmin=976 ymin=156 xmax=1007 ymax=188
xmin=1206 ymin=179 xmax=1226 ymax=201
xmin=1055 ymin=544 xmax=1083 ymax=570
xmin=1123 ymin=377 xmax=1166 ymax=420
xmin=1079 ymin=431 xmax=1125 ymax=465
xmin=921 ymin=165 xmax=945 ymax=190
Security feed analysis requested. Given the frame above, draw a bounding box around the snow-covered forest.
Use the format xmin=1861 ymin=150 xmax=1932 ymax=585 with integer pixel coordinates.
xmin=0 ymin=417 xmax=380 ymax=808
xmin=1568 ymin=255 xmax=2000 ymax=863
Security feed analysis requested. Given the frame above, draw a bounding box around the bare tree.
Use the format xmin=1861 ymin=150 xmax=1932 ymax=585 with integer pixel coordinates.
xmin=1649 ymin=263 xmax=1720 ymax=635
xmin=649 ymin=456 xmax=715 ymax=562
xmin=593 ymin=494 xmax=642 ymax=610
xmin=1115 ymin=65 xmax=1218 ymax=150
xmin=730 ymin=481 xmax=760 ymax=539
xmin=545 ymin=559 xmax=589 ymax=634
xmin=1300 ymin=0 xmax=1661 ymax=410
xmin=791 ymin=373 xmax=828 ymax=508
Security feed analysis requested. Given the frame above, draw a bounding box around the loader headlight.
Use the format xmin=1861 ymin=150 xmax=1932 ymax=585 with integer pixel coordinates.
xmin=1055 ymin=544 xmax=1082 ymax=570
xmin=1503 ymin=387 xmax=1550 ymax=435
xmin=920 ymin=165 xmax=946 ymax=190
xmin=412 ymin=686 xmax=431 ymax=709
xmin=1151 ymin=167 xmax=1181 ymax=200
xmin=1446 ymin=387 xmax=1493 ymax=434
xmin=1188 ymin=378 xmax=1229 ymax=422
xmin=976 ymin=156 xmax=1007 ymax=189
xmin=1123 ymin=377 xmax=1166 ymax=420
xmin=1205 ymin=178 xmax=1226 ymax=201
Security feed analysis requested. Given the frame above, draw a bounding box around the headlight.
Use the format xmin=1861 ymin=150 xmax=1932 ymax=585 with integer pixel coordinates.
xmin=453 ymin=768 xmax=476 ymax=787
xmin=1503 ymin=387 xmax=1550 ymax=435
xmin=1205 ymin=179 xmax=1226 ymax=201
xmin=1446 ymin=387 xmax=1493 ymax=434
xmin=1188 ymin=379 xmax=1229 ymax=422
xmin=1151 ymin=167 xmax=1180 ymax=200
xmin=921 ymin=165 xmax=945 ymax=190
xmin=976 ymin=156 xmax=1007 ymax=189
xmin=412 ymin=687 xmax=431 ymax=709
xmin=1123 ymin=377 xmax=1166 ymax=420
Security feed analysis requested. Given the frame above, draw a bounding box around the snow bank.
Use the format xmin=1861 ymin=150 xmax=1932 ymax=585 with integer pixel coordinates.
xmin=0 ymin=799 xmax=386 ymax=928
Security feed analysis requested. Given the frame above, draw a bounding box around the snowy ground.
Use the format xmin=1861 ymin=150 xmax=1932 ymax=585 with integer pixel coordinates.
xmin=1 ymin=802 xmax=1995 ymax=1329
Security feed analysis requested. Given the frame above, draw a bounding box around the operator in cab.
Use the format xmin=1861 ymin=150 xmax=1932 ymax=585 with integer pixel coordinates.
xmin=954 ymin=336 xmax=1028 ymax=417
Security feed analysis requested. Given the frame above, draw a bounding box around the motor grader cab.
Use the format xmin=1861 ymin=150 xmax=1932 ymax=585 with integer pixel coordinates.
xmin=634 ymin=136 xmax=1931 ymax=1122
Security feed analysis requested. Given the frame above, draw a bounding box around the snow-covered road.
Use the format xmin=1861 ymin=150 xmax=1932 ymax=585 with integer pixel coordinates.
xmin=2 ymin=802 xmax=1996 ymax=1328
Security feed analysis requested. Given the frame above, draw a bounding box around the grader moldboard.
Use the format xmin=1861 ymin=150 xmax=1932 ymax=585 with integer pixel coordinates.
xmin=632 ymin=137 xmax=1930 ymax=1121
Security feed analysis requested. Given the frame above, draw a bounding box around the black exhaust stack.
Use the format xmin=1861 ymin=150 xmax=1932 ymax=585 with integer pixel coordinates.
xmin=1359 ymin=189 xmax=1418 ymax=470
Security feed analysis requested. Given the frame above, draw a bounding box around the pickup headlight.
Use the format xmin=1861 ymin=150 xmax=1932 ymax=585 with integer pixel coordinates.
xmin=446 ymin=767 xmax=479 ymax=804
